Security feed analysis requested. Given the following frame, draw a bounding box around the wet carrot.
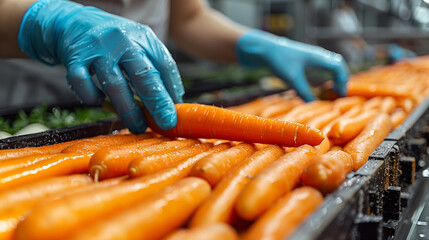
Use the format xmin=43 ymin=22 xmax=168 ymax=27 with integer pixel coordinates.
xmin=146 ymin=103 xmax=325 ymax=147
xmin=0 ymin=139 xmax=79 ymax=161
xmin=241 ymin=186 xmax=323 ymax=240
xmin=301 ymin=150 xmax=353 ymax=194
xmin=13 ymin=144 xmax=230 ymax=240
xmin=380 ymin=96 xmax=397 ymax=114
xmin=189 ymin=143 xmax=256 ymax=187
xmin=164 ymin=223 xmax=239 ymax=240
xmin=333 ymin=96 xmax=365 ymax=113
xmin=259 ymin=98 xmax=303 ymax=118
xmin=0 ymin=152 xmax=92 ymax=192
xmin=397 ymin=98 xmax=414 ymax=113
xmin=236 ymin=145 xmax=317 ymax=220
xmin=66 ymin=177 xmax=211 ymax=240
xmin=61 ymin=133 xmax=151 ymax=153
xmin=328 ymin=109 xmax=379 ymax=146
xmin=390 ymin=109 xmax=408 ymax=127
xmin=190 ymin=145 xmax=284 ymax=227
xmin=0 ymin=154 xmax=57 ymax=175
xmin=344 ymin=113 xmax=393 ymax=171
xmin=278 ymin=101 xmax=332 ymax=124
xmin=128 ymin=143 xmax=213 ymax=178
xmin=89 ymin=138 xmax=197 ymax=181
xmin=306 ymin=110 xmax=341 ymax=130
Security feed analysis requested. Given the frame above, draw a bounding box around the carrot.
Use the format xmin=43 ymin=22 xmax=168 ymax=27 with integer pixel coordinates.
xmin=390 ymin=109 xmax=408 ymax=127
xmin=190 ymin=145 xmax=284 ymax=227
xmin=235 ymin=145 xmax=317 ymax=220
xmin=241 ymin=186 xmax=323 ymax=240
xmin=227 ymin=94 xmax=285 ymax=115
xmin=362 ymin=96 xmax=383 ymax=111
xmin=128 ymin=143 xmax=213 ymax=178
xmin=347 ymin=80 xmax=418 ymax=102
xmin=333 ymin=96 xmax=365 ymax=113
xmin=397 ymin=97 xmax=414 ymax=113
xmin=88 ymin=138 xmax=190 ymax=181
xmin=0 ymin=152 xmax=92 ymax=192
xmin=0 ymin=139 xmax=79 ymax=161
xmin=278 ymin=101 xmax=332 ymax=123
xmin=259 ymin=98 xmax=303 ymax=118
xmin=306 ymin=110 xmax=341 ymax=130
xmin=0 ymin=154 xmax=57 ymax=175
xmin=322 ymin=105 xmax=362 ymax=137
xmin=0 ymin=201 xmax=35 ymax=240
xmin=315 ymin=137 xmax=331 ymax=154
xmin=380 ymin=96 xmax=397 ymax=114
xmin=146 ymin=103 xmax=325 ymax=147
xmin=301 ymin=150 xmax=353 ymax=194
xmin=13 ymin=144 xmax=230 ymax=240
xmin=164 ymin=223 xmax=239 ymax=240
xmin=66 ymin=177 xmax=211 ymax=240
xmin=189 ymin=143 xmax=256 ymax=187
xmin=328 ymin=109 xmax=380 ymax=146
xmin=61 ymin=133 xmax=151 ymax=153
xmin=344 ymin=113 xmax=393 ymax=171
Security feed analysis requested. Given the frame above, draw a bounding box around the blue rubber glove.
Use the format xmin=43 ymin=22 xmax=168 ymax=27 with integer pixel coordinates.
xmin=387 ymin=43 xmax=417 ymax=63
xmin=18 ymin=0 xmax=184 ymax=133
xmin=236 ymin=30 xmax=349 ymax=101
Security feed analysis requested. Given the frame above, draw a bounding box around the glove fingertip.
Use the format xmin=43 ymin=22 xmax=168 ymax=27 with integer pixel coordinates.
xmin=119 ymin=110 xmax=147 ymax=134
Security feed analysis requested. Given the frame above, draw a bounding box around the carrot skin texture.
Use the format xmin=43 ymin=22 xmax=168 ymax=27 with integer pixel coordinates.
xmin=164 ymin=223 xmax=239 ymax=240
xmin=241 ymin=186 xmax=323 ymax=240
xmin=66 ymin=177 xmax=211 ymax=240
xmin=344 ymin=114 xmax=393 ymax=171
xmin=0 ymin=152 xmax=92 ymax=192
xmin=146 ymin=103 xmax=324 ymax=147
xmin=128 ymin=143 xmax=213 ymax=178
xmin=189 ymin=143 xmax=256 ymax=187
xmin=13 ymin=144 xmax=230 ymax=240
xmin=301 ymin=150 xmax=353 ymax=194
xmin=190 ymin=145 xmax=284 ymax=227
xmin=0 ymin=140 xmax=79 ymax=161
xmin=236 ymin=145 xmax=317 ymax=220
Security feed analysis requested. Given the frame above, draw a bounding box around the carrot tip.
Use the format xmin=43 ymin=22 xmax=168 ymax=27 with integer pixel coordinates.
xmin=93 ymin=169 xmax=100 ymax=183
xmin=128 ymin=167 xmax=138 ymax=177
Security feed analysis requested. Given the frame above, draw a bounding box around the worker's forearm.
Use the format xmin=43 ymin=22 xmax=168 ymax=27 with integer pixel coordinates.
xmin=169 ymin=1 xmax=247 ymax=63
xmin=0 ymin=0 xmax=37 ymax=58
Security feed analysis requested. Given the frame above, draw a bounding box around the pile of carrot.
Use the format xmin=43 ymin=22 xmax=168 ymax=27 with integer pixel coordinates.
xmin=1 ymin=56 xmax=429 ymax=240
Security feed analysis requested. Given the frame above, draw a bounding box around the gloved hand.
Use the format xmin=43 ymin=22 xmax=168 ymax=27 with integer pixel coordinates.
xmin=18 ymin=0 xmax=184 ymax=133
xmin=387 ymin=43 xmax=417 ymax=63
xmin=236 ymin=29 xmax=349 ymax=101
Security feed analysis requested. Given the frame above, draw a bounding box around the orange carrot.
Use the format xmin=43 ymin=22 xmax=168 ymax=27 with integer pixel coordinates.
xmin=333 ymin=96 xmax=365 ymax=113
xmin=259 ymin=98 xmax=303 ymax=118
xmin=344 ymin=113 xmax=393 ymax=171
xmin=66 ymin=177 xmax=211 ymax=240
xmin=164 ymin=223 xmax=239 ymax=240
xmin=89 ymin=138 xmax=196 ymax=181
xmin=0 ymin=154 xmax=57 ymax=175
xmin=397 ymin=97 xmax=414 ymax=113
xmin=322 ymin=105 xmax=362 ymax=137
xmin=241 ymin=186 xmax=323 ymax=240
xmin=306 ymin=110 xmax=341 ymax=130
xmin=278 ymin=101 xmax=332 ymax=124
xmin=362 ymin=96 xmax=383 ymax=111
xmin=390 ymin=109 xmax=408 ymax=127
xmin=301 ymin=150 xmax=353 ymax=194
xmin=328 ymin=109 xmax=379 ymax=146
xmin=0 ymin=152 xmax=92 ymax=192
xmin=347 ymin=80 xmax=418 ymax=102
xmin=236 ymin=145 xmax=317 ymax=220
xmin=146 ymin=103 xmax=325 ymax=147
xmin=13 ymin=144 xmax=230 ymax=240
xmin=0 ymin=139 xmax=79 ymax=161
xmin=189 ymin=143 xmax=256 ymax=187
xmin=190 ymin=145 xmax=284 ymax=227
xmin=61 ymin=133 xmax=151 ymax=153
xmin=380 ymin=96 xmax=397 ymax=114
xmin=315 ymin=137 xmax=331 ymax=154
xmin=128 ymin=143 xmax=213 ymax=178
xmin=0 ymin=201 xmax=35 ymax=240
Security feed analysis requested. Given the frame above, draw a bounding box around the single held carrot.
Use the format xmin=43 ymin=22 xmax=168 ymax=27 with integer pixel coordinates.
xmin=0 ymin=152 xmax=92 ymax=192
xmin=66 ymin=177 xmax=211 ymax=240
xmin=146 ymin=103 xmax=325 ymax=147
xmin=236 ymin=145 xmax=317 ymax=220
xmin=333 ymin=96 xmax=365 ymax=113
xmin=0 ymin=139 xmax=79 ymax=161
xmin=89 ymin=138 xmax=198 ymax=181
xmin=13 ymin=144 xmax=230 ymax=240
xmin=241 ymin=186 xmax=323 ymax=240
xmin=328 ymin=109 xmax=379 ymax=146
xmin=380 ymin=96 xmax=397 ymax=114
xmin=390 ymin=109 xmax=408 ymax=127
xmin=164 ymin=223 xmax=239 ymax=240
xmin=128 ymin=143 xmax=213 ymax=178
xmin=189 ymin=143 xmax=256 ymax=187
xmin=301 ymin=150 xmax=353 ymax=194
xmin=61 ymin=133 xmax=151 ymax=153
xmin=259 ymin=98 xmax=303 ymax=118
xmin=190 ymin=145 xmax=284 ymax=227
xmin=344 ymin=113 xmax=393 ymax=171
xmin=0 ymin=154 xmax=58 ymax=175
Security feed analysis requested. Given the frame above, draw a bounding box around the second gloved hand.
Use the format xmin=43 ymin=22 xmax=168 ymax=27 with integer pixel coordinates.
xmin=18 ymin=0 xmax=184 ymax=133
xmin=236 ymin=30 xmax=349 ymax=101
